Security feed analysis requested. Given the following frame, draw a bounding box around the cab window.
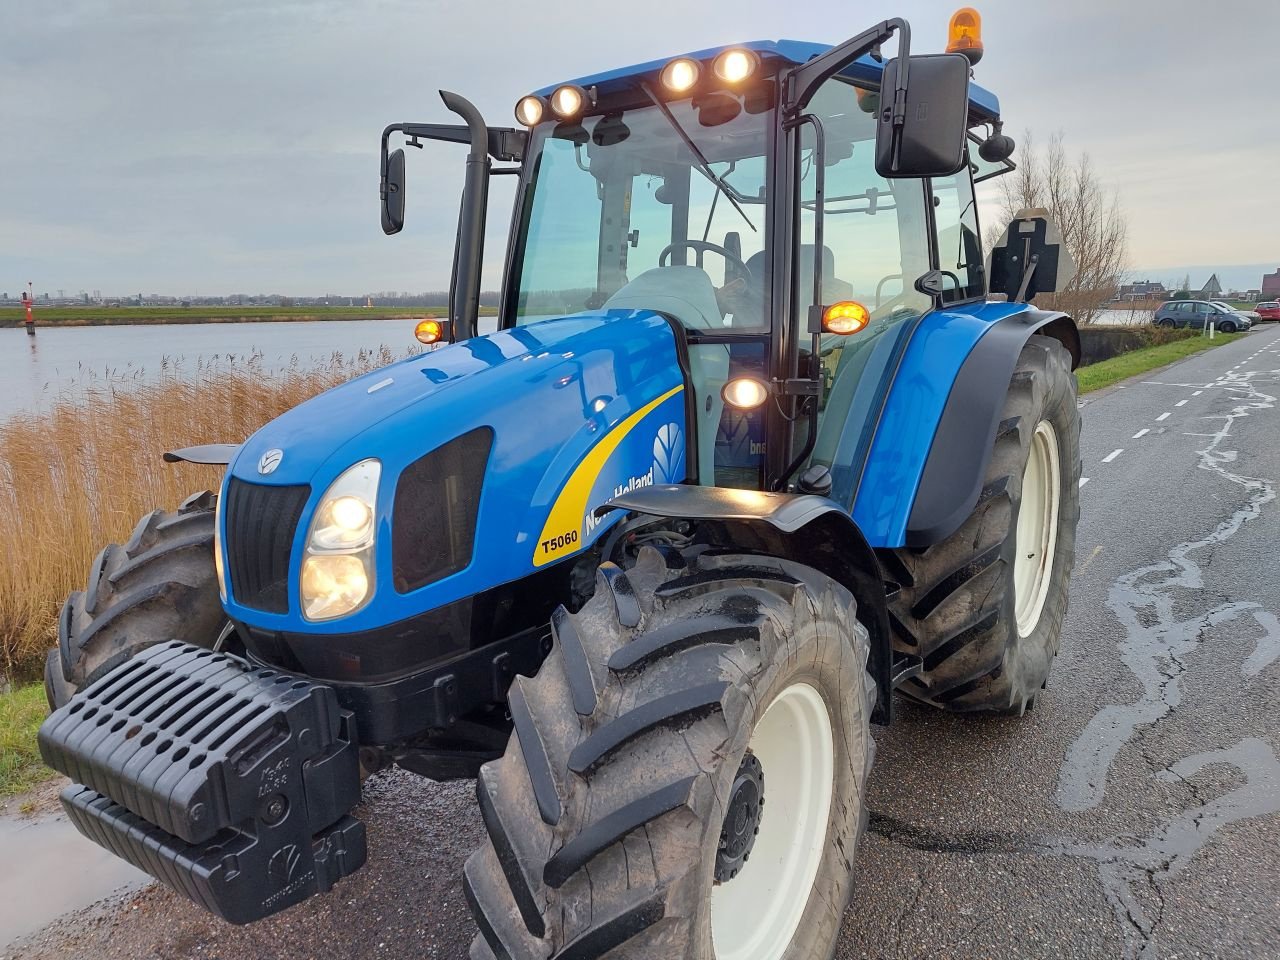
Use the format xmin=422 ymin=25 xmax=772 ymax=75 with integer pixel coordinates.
xmin=931 ymin=166 xmax=984 ymax=304
xmin=794 ymin=78 xmax=932 ymax=505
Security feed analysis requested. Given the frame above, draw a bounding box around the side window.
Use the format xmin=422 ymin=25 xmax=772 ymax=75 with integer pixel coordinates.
xmin=931 ymin=167 xmax=984 ymax=303
xmin=797 ymin=79 xmax=932 ymax=504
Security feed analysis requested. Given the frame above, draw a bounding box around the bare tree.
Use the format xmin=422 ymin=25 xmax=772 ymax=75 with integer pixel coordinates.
xmin=988 ymin=131 xmax=1129 ymax=324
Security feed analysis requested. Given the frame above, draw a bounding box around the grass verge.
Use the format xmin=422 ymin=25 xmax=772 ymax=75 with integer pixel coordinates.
xmin=0 ymin=684 xmax=51 ymax=800
xmin=1078 ymin=332 xmax=1244 ymax=394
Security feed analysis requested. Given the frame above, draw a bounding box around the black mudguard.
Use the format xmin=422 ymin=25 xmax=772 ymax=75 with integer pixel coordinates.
xmin=601 ymin=485 xmax=896 ymax=723
xmin=905 ymin=309 xmax=1078 ymax=548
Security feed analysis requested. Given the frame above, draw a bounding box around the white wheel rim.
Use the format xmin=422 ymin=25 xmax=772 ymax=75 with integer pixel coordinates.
xmin=711 ymin=682 xmax=834 ymax=960
xmin=1013 ymin=420 xmax=1061 ymax=637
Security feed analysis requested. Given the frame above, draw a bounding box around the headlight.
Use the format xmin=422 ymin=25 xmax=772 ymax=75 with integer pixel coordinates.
xmin=213 ymin=486 xmax=227 ymax=601
xmin=301 ymin=554 xmax=371 ymax=621
xmin=301 ymin=459 xmax=380 ymax=620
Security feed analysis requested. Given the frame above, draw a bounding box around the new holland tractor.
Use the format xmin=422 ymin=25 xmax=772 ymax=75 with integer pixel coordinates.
xmin=40 ymin=12 xmax=1082 ymax=959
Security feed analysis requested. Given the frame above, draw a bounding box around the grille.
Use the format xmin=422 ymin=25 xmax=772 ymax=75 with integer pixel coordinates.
xmin=393 ymin=427 xmax=492 ymax=593
xmin=225 ymin=477 xmax=309 ymax=613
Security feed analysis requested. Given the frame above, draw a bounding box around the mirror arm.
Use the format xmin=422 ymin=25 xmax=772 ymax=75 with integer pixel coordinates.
xmin=782 ymin=18 xmax=910 ymax=120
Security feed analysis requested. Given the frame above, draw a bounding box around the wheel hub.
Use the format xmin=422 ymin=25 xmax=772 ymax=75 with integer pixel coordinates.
xmin=715 ymin=752 xmax=764 ymax=882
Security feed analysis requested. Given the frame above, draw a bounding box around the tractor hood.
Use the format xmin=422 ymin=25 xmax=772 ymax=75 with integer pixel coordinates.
xmin=222 ymin=310 xmax=690 ymax=637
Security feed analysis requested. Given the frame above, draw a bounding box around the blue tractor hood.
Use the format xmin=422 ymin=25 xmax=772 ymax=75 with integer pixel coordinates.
xmin=222 ymin=310 xmax=690 ymax=636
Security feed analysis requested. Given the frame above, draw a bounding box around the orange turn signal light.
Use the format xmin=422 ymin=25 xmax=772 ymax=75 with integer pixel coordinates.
xmin=821 ymin=301 xmax=870 ymax=336
xmin=414 ymin=319 xmax=446 ymax=345
xmin=947 ymin=7 xmax=984 ymax=64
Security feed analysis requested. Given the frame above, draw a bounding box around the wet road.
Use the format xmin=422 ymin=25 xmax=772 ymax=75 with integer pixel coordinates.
xmin=9 ymin=328 xmax=1280 ymax=959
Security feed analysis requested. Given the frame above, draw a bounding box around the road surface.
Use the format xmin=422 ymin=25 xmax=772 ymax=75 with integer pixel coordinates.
xmin=8 ymin=328 xmax=1280 ymax=960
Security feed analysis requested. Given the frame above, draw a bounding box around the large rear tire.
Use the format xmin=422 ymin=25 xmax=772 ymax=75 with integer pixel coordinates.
xmin=44 ymin=490 xmax=229 ymax=709
xmin=464 ymin=546 xmax=875 ymax=959
xmin=880 ymin=335 xmax=1081 ymax=714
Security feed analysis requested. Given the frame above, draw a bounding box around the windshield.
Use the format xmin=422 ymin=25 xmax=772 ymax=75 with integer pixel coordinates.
xmin=511 ymin=87 xmax=775 ymax=332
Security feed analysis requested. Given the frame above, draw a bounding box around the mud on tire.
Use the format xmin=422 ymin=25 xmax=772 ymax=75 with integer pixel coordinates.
xmin=465 ymin=545 xmax=875 ymax=960
xmin=880 ymin=334 xmax=1081 ymax=714
xmin=45 ymin=490 xmax=228 ymax=709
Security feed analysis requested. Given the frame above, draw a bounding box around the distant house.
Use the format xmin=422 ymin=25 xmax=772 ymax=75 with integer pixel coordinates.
xmin=1198 ymin=274 xmax=1223 ymax=299
xmin=1112 ymin=280 xmax=1169 ymax=302
xmin=1262 ymin=268 xmax=1280 ymax=299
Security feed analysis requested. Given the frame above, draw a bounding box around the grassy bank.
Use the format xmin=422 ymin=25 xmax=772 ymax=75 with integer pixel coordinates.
xmin=1 ymin=684 xmax=50 ymax=799
xmin=1078 ymin=331 xmax=1244 ymax=394
xmin=0 ymin=350 xmax=402 ymax=682
xmin=0 ymin=305 xmax=465 ymax=327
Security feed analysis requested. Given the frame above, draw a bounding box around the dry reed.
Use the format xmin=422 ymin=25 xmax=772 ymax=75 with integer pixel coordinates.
xmin=0 ymin=348 xmax=404 ymax=682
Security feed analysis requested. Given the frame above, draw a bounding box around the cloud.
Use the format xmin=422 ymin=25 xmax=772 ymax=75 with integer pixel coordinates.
xmin=2 ymin=0 xmax=1277 ymax=294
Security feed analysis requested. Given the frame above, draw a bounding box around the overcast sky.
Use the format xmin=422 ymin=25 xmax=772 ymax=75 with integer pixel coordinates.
xmin=3 ymin=0 xmax=1277 ymax=296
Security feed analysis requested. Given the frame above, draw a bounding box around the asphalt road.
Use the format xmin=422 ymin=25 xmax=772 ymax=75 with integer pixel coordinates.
xmin=10 ymin=328 xmax=1280 ymax=960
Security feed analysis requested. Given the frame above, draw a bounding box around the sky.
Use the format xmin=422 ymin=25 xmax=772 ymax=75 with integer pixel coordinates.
xmin=2 ymin=0 xmax=1278 ymax=297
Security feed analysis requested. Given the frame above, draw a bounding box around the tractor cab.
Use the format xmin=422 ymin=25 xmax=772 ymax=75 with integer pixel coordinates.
xmin=384 ymin=33 xmax=1013 ymax=500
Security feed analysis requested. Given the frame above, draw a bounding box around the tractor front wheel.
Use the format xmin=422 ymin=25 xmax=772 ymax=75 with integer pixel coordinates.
xmin=45 ymin=490 xmax=230 ymax=709
xmin=464 ymin=546 xmax=875 ymax=959
xmin=881 ymin=334 xmax=1081 ymax=714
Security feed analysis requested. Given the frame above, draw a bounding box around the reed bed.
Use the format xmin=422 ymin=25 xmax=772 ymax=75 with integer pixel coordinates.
xmin=0 ymin=348 xmax=403 ymax=682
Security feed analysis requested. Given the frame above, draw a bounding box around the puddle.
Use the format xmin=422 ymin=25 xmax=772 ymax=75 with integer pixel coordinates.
xmin=0 ymin=804 xmax=149 ymax=947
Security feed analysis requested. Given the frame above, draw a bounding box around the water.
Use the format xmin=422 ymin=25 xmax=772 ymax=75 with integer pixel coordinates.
xmin=0 ymin=318 xmax=461 ymax=422
xmin=0 ymin=806 xmax=148 ymax=947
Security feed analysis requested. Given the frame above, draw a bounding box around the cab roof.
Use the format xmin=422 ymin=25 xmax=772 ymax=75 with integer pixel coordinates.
xmin=535 ymin=39 xmax=1000 ymax=120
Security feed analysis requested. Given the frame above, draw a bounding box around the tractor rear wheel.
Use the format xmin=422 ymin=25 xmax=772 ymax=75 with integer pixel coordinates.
xmin=464 ymin=546 xmax=875 ymax=959
xmin=44 ymin=490 xmax=230 ymax=709
xmin=881 ymin=335 xmax=1081 ymax=714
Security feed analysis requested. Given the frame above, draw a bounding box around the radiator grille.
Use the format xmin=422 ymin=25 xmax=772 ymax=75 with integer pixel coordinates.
xmin=393 ymin=428 xmax=492 ymax=593
xmin=225 ymin=477 xmax=309 ymax=613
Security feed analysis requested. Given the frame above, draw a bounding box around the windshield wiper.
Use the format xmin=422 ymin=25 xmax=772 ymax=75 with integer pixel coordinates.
xmin=638 ymin=81 xmax=756 ymax=233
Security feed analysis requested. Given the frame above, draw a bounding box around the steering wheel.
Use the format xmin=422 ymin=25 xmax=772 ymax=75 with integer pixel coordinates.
xmin=658 ymin=240 xmax=753 ymax=281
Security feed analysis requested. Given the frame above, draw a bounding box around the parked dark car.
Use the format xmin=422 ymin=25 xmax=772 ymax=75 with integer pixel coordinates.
xmin=1255 ymin=301 xmax=1280 ymax=321
xmin=1154 ymin=300 xmax=1252 ymax=333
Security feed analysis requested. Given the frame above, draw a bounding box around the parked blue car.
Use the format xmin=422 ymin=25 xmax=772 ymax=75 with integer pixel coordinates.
xmin=1154 ymin=300 xmax=1252 ymax=333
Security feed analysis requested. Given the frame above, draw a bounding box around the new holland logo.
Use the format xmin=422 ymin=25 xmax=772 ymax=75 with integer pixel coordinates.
xmin=653 ymin=422 xmax=684 ymax=483
xmin=584 ymin=423 xmax=684 ymax=537
xmin=258 ymin=448 xmax=284 ymax=475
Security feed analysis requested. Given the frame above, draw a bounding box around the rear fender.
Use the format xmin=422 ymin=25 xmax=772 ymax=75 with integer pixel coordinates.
xmin=852 ymin=303 xmax=1078 ymax=549
xmin=601 ymin=485 xmax=895 ymax=724
xmin=902 ymin=307 xmax=1077 ymax=547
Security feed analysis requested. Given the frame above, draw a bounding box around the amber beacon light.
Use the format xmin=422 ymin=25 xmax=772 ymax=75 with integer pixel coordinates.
xmin=946 ymin=7 xmax=984 ymax=64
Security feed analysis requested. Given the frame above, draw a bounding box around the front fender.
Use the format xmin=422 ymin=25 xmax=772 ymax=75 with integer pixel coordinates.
xmin=601 ymin=485 xmax=895 ymax=724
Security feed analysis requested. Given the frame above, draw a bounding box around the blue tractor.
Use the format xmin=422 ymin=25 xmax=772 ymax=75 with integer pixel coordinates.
xmin=41 ymin=13 xmax=1081 ymax=959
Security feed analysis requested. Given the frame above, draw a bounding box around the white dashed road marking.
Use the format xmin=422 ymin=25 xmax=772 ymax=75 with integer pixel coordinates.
xmin=1133 ymin=428 xmax=1150 ymax=439
xmin=1193 ymin=390 xmax=1203 ymax=396
xmin=1176 ymin=399 xmax=1189 ymax=407
xmin=1079 ymin=477 xmax=1091 ymax=488
xmin=1103 ymin=449 xmax=1124 ymax=463
xmin=1156 ymin=412 xmax=1172 ymax=421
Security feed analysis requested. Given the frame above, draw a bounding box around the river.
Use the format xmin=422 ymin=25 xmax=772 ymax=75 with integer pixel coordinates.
xmin=1 ymin=310 xmax=1152 ymax=423
xmin=0 ymin=318 xmax=503 ymax=422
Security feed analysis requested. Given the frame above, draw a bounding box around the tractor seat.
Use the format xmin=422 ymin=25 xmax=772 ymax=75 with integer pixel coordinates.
xmin=745 ymin=245 xmax=854 ymax=310
xmin=603 ymin=265 xmax=724 ymax=331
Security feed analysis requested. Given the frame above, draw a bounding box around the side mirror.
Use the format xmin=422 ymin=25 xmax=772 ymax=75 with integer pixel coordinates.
xmin=381 ymin=147 xmax=406 ymax=235
xmin=874 ymin=54 xmax=971 ymax=179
